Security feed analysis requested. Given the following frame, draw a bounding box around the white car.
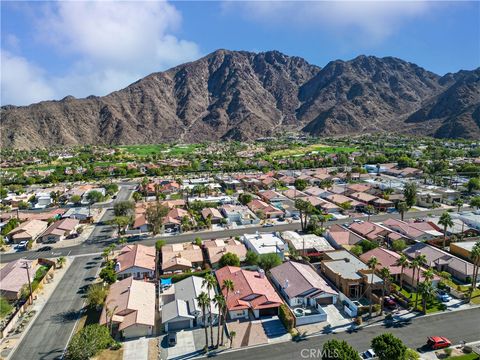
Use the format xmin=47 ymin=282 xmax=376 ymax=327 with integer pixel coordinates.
xmin=361 ymin=349 xmax=377 ymax=359
xmin=17 ymin=241 xmax=28 ymax=250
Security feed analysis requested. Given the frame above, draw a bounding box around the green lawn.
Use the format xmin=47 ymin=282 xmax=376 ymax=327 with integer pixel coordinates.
xmin=446 ymin=354 xmax=480 ymax=360
xmin=270 ymin=143 xmax=357 ymax=158
xmin=117 ymin=144 xmax=201 ymax=156
xmin=394 ymin=285 xmax=445 ymax=314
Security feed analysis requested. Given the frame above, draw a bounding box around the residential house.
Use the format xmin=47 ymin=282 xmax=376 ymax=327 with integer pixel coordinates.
xmin=282 ymin=189 xmax=308 ymax=200
xmin=161 ymin=242 xmax=204 ymax=273
xmin=403 ymin=242 xmax=474 ymax=282
xmin=203 ymin=238 xmax=247 ymax=268
xmin=115 ymin=244 xmax=156 ymax=280
xmin=242 ymin=232 xmax=286 ymax=260
xmin=0 ymin=259 xmax=37 ymax=300
xmin=99 ymin=277 xmax=155 ymax=339
xmin=360 ymin=247 xmax=440 ymax=288
xmin=281 ymin=231 xmax=334 ymax=257
xmin=215 ymin=266 xmax=283 ymax=319
xmin=450 ymin=241 xmax=479 ymax=261
xmin=62 ymin=207 xmax=92 ymax=222
xmin=382 ymin=218 xmax=442 ymax=241
xmin=325 ymin=224 xmax=364 ymax=249
xmin=38 ymin=218 xmax=79 ymax=243
xmin=325 ymin=194 xmax=362 ymax=210
xmin=161 ymin=276 xmax=219 ymax=331
xmin=201 ymin=208 xmax=224 ymax=224
xmin=220 ymin=204 xmax=259 ymax=226
xmin=348 ymin=221 xmax=390 ymax=242
xmin=7 ymin=219 xmax=48 ymax=244
xmin=247 ymin=199 xmax=284 ymax=219
xmin=320 ymin=250 xmax=383 ymax=300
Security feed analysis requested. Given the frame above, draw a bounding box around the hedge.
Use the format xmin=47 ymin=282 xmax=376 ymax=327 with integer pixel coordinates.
xmin=159 ymin=269 xmax=211 ymax=283
xmin=278 ymin=304 xmax=295 ymax=331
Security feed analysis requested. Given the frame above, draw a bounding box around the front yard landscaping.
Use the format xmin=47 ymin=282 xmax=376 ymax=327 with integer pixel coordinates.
xmin=393 ymin=285 xmax=446 ymax=314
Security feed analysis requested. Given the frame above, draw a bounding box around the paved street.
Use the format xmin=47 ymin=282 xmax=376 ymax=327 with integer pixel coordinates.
xmin=9 ymin=256 xmax=101 ymax=360
xmin=214 ymin=307 xmax=480 ymax=360
xmin=0 ymin=207 xmax=450 ymax=264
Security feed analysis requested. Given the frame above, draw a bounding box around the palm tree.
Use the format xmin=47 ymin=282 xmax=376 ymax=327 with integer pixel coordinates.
xmin=469 ymin=241 xmax=480 ymax=302
xmin=395 ymin=254 xmax=409 ymax=291
xmin=221 ymin=279 xmax=234 ymax=345
xmin=414 ymin=254 xmax=427 ymax=310
xmin=439 ymin=212 xmax=454 ymax=249
xmin=422 ymin=268 xmax=435 ymax=283
xmin=214 ymin=294 xmax=226 ymax=348
xmin=454 ymin=198 xmax=464 ymax=213
xmin=397 ymin=202 xmax=408 ymax=221
xmin=367 ymin=256 xmax=380 ymax=317
xmin=229 ymin=330 xmax=236 ymax=349
xmin=417 ymin=281 xmax=435 ymax=314
xmin=379 ymin=267 xmax=391 ymax=315
xmin=56 ymin=256 xmax=66 ymax=269
xmin=365 ymin=205 xmax=375 ymax=221
xmin=202 ymin=273 xmax=217 ymax=348
xmin=197 ymin=292 xmax=210 ymax=351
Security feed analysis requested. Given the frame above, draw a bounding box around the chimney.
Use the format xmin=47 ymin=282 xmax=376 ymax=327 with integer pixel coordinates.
xmin=258 ymin=269 xmax=265 ymax=279
xmin=284 ymin=279 xmax=289 ymax=289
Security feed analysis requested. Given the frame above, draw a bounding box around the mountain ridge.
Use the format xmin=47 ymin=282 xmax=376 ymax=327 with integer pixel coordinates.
xmin=1 ymin=49 xmax=479 ymax=149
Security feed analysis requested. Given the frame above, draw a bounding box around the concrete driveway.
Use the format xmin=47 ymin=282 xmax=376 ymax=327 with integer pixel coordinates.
xmin=123 ymin=337 xmax=149 ymax=360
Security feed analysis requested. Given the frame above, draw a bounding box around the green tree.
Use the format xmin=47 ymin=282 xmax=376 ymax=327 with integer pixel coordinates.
xmin=105 ymin=183 xmax=119 ymax=196
xmin=257 ymin=253 xmax=282 ymax=271
xmin=351 ymin=245 xmax=363 ymax=257
xmin=238 ymin=193 xmax=253 ymax=205
xmin=221 ymin=279 xmax=234 ymax=345
xmin=113 ymin=200 xmax=134 ymax=217
xmin=470 ymin=196 xmax=480 ymax=210
xmin=245 ymin=249 xmax=259 ymax=265
xmin=110 ymin=216 xmax=131 ymax=239
xmin=453 ymin=198 xmax=464 ymax=213
xmin=0 ymin=297 xmax=13 ymax=319
xmin=202 ymin=273 xmax=217 ymax=348
xmin=70 ymin=194 xmax=82 ymax=205
xmin=413 ymin=254 xmax=427 ymax=310
xmin=56 ymin=256 xmax=66 ymax=268
xmin=86 ymin=283 xmax=108 ymax=310
xmin=438 ymin=212 xmax=454 ymax=249
xmin=1 ymin=218 xmax=20 ymax=236
xmin=371 ymin=333 xmax=407 ymax=360
xmin=391 ymin=239 xmax=407 ymax=252
xmin=155 ymin=240 xmax=166 ymax=251
xmin=213 ymin=294 xmax=226 ymax=348
xmin=294 ymin=179 xmax=308 ymax=191
xmin=467 ymin=177 xmax=480 ymax=193
xmin=197 ymin=292 xmax=210 ymax=351
xmin=403 ymin=182 xmax=417 ymax=208
xmin=194 ymin=237 xmax=202 ymax=247
xmin=99 ymin=261 xmax=117 ymax=284
xmin=395 ymin=254 xmax=409 ymax=291
xmin=321 ymin=339 xmax=361 ymax=360
xmin=86 ymin=190 xmax=104 ymax=204
xmin=65 ymin=324 xmax=113 ymax=360
xmin=146 ymin=202 xmax=169 ymax=235
xmin=218 ymin=252 xmax=240 ymax=268
xmin=365 ymin=205 xmax=375 ymax=221
xmin=468 ymin=241 xmax=480 ymax=302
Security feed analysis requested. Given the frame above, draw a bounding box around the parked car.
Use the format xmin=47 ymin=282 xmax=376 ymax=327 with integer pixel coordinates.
xmin=437 ymin=291 xmax=452 ymax=302
xmin=17 ymin=241 xmax=28 ymax=250
xmin=37 ymin=246 xmax=53 ymax=252
xmin=66 ymin=233 xmax=79 ymax=239
xmin=361 ymin=349 xmax=376 ymax=359
xmin=277 ymin=217 xmax=286 ymax=222
xmin=262 ymin=223 xmax=274 ymax=227
xmin=167 ymin=332 xmax=177 ymax=347
xmin=383 ymin=296 xmax=397 ymax=310
xmin=426 ymin=336 xmax=451 ymax=350
xmin=292 ymin=215 xmax=300 ymax=220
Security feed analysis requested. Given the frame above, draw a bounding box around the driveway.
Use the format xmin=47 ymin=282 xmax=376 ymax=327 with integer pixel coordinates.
xmin=123 ymin=337 xmax=149 ymax=360
xmin=160 ymin=329 xmax=207 ymax=359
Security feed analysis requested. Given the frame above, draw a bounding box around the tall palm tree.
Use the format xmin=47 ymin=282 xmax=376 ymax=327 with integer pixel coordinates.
xmin=197 ymin=292 xmax=210 ymax=351
xmin=414 ymin=254 xmax=427 ymax=310
xmin=454 ymin=198 xmax=464 ymax=213
xmin=367 ymin=256 xmax=380 ymax=317
xmin=395 ymin=254 xmax=409 ymax=291
xmin=469 ymin=241 xmax=480 ymax=302
xmin=422 ymin=268 xmax=435 ymax=283
xmin=397 ymin=202 xmax=408 ymax=221
xmin=438 ymin=212 xmax=454 ymax=249
xmin=229 ymin=331 xmax=236 ymax=349
xmin=417 ymin=281 xmax=435 ymax=314
xmin=214 ymin=294 xmax=226 ymax=348
xmin=202 ymin=273 xmax=217 ymax=348
xmin=221 ymin=279 xmax=234 ymax=345
xmin=379 ymin=267 xmax=391 ymax=315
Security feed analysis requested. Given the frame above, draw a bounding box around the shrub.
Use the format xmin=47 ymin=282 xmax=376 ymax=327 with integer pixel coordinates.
xmin=66 ymin=324 xmax=113 ymax=360
xmin=278 ymin=304 xmax=294 ymax=331
xmin=218 ymin=252 xmax=240 ymax=267
xmin=371 ymin=333 xmax=407 ymax=360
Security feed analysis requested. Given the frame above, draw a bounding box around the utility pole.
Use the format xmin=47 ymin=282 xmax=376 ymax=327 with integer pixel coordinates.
xmin=22 ymin=260 xmax=33 ymax=305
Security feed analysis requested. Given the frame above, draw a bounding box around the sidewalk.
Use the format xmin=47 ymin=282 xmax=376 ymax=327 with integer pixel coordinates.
xmin=0 ymin=258 xmax=72 ymax=360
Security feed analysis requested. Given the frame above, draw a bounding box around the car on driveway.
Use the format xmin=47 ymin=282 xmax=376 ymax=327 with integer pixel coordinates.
xmin=167 ymin=332 xmax=177 ymax=347
xmin=292 ymin=215 xmax=300 ymax=220
xmin=262 ymin=223 xmax=274 ymax=227
xmin=437 ymin=291 xmax=452 ymax=302
xmin=17 ymin=241 xmax=28 ymax=251
xmin=383 ymin=296 xmax=397 ymax=310
xmin=361 ymin=349 xmax=377 ymax=359
xmin=426 ymin=336 xmax=451 ymax=350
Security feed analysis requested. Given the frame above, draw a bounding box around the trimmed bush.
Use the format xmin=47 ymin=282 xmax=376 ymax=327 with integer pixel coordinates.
xmin=278 ymin=304 xmax=294 ymax=331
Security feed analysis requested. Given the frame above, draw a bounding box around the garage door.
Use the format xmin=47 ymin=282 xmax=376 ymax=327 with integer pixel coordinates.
xmin=316 ymin=297 xmax=334 ymax=305
xmin=167 ymin=319 xmax=191 ymax=331
xmin=259 ymin=307 xmax=278 ymax=317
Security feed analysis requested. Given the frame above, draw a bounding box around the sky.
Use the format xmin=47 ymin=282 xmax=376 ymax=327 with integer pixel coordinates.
xmin=1 ymin=1 xmax=479 ymax=106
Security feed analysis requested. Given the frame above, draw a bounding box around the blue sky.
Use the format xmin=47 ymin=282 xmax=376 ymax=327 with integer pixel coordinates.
xmin=1 ymin=1 xmax=479 ymax=106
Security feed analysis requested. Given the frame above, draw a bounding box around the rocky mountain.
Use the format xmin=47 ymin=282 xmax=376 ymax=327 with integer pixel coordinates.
xmin=1 ymin=50 xmax=479 ymax=149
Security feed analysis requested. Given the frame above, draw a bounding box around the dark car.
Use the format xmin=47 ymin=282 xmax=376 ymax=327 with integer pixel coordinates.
xmin=383 ymin=296 xmax=397 ymax=310
xmin=66 ymin=233 xmax=79 ymax=239
xmin=37 ymin=246 xmax=53 ymax=252
xmin=167 ymin=332 xmax=177 ymax=347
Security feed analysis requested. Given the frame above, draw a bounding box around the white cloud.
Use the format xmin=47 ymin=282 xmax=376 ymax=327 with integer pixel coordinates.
xmin=1 ymin=51 xmax=55 ymax=106
xmin=224 ymin=0 xmax=433 ymax=43
xmin=1 ymin=1 xmax=200 ymax=105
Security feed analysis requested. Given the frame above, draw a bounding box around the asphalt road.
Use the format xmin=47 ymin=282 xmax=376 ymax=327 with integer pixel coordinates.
xmin=0 ymin=207 xmax=450 ymax=264
xmin=10 ymin=256 xmax=101 ymax=360
xmin=215 ymin=308 xmax=480 ymax=360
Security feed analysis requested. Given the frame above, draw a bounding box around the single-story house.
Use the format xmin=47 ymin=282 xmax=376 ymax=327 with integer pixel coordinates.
xmin=7 ymin=219 xmax=48 ymax=244
xmin=99 ymin=277 xmax=155 ymax=339
xmin=0 ymin=259 xmax=37 ymax=300
xmin=203 ymin=238 xmax=247 ymax=268
xmin=38 ymin=218 xmax=79 ymax=243
xmin=242 ymin=232 xmax=286 ymax=260
xmin=161 ymin=242 xmax=204 ymax=273
xmin=115 ymin=244 xmax=156 ymax=280
xmin=281 ymin=231 xmax=334 ymax=257
xmin=201 ymin=208 xmax=224 ymax=224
